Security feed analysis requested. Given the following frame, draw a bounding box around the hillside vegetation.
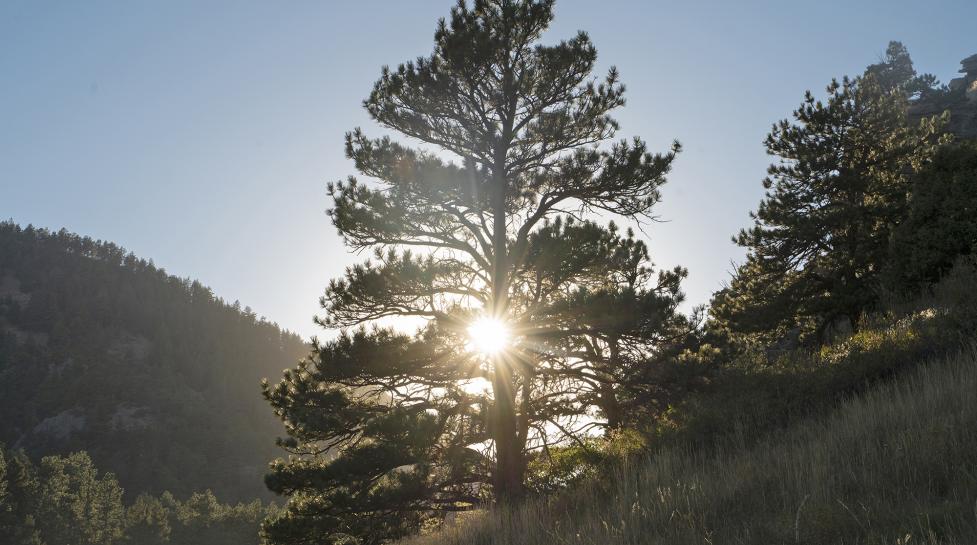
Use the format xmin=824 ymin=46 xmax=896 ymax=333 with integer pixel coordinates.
xmin=0 ymin=446 xmax=275 ymax=545
xmin=0 ymin=222 xmax=308 ymax=502
xmin=406 ymin=264 xmax=977 ymax=545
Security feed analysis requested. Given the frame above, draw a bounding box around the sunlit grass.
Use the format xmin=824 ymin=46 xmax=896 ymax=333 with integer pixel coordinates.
xmin=406 ymin=345 xmax=977 ymax=545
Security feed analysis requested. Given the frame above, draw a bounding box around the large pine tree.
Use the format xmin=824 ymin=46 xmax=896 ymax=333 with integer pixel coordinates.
xmin=262 ymin=1 xmax=687 ymax=543
xmin=710 ymin=44 xmax=947 ymax=347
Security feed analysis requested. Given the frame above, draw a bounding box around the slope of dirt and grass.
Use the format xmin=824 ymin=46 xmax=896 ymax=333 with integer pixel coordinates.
xmin=407 ymin=265 xmax=977 ymax=545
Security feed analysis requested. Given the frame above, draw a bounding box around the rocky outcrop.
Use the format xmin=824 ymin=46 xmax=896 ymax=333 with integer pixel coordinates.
xmin=912 ymin=53 xmax=977 ymax=140
xmin=107 ymin=333 xmax=152 ymax=362
xmin=948 ymin=53 xmax=977 ymax=104
xmin=957 ymin=54 xmax=977 ymax=82
xmin=109 ymin=405 xmax=154 ymax=431
xmin=0 ymin=274 xmax=31 ymax=307
xmin=32 ymin=409 xmax=87 ymax=441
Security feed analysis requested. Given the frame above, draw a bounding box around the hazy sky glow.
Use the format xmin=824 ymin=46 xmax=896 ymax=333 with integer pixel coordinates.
xmin=3 ymin=0 xmax=975 ymax=339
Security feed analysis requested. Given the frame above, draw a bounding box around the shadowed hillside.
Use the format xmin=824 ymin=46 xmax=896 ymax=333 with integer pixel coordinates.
xmin=0 ymin=222 xmax=309 ymax=502
xmin=405 ymin=293 xmax=977 ymax=544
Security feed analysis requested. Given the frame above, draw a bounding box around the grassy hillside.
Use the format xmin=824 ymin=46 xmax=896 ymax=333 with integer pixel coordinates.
xmin=0 ymin=222 xmax=309 ymax=502
xmin=408 ymin=312 xmax=977 ymax=543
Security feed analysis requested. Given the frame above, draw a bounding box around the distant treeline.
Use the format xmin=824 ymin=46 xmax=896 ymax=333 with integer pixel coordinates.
xmin=0 ymin=445 xmax=272 ymax=545
xmin=0 ymin=222 xmax=309 ymax=502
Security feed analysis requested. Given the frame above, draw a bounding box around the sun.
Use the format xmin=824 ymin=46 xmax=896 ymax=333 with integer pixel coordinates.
xmin=467 ymin=317 xmax=510 ymax=357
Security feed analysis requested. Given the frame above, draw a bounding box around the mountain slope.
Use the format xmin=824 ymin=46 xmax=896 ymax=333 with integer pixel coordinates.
xmin=0 ymin=222 xmax=309 ymax=502
xmin=409 ymin=334 xmax=977 ymax=544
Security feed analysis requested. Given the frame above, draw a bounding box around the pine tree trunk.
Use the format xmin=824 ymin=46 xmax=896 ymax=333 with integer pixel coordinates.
xmin=600 ymin=382 xmax=622 ymax=430
xmin=491 ymin=356 xmax=522 ymax=502
xmin=601 ymin=338 xmax=623 ymax=429
xmin=489 ymin=142 xmax=524 ymax=503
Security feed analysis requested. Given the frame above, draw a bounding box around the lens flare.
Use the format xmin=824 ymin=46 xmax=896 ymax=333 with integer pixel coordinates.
xmin=467 ymin=317 xmax=510 ymax=356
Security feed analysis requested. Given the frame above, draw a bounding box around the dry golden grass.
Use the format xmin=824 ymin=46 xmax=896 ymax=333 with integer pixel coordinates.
xmin=407 ymin=345 xmax=977 ymax=545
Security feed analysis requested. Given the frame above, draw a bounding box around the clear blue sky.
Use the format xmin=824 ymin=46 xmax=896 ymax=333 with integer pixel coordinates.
xmin=2 ymin=0 xmax=975 ymax=340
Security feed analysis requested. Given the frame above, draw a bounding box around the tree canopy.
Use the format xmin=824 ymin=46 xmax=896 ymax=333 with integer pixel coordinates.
xmin=709 ymin=43 xmax=948 ymax=347
xmin=262 ymin=1 xmax=689 ymax=543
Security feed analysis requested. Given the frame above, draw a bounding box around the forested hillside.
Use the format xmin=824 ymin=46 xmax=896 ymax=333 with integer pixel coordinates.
xmin=0 ymin=222 xmax=309 ymax=502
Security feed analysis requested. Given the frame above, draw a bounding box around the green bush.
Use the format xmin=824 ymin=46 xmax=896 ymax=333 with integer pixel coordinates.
xmin=524 ymin=429 xmax=646 ymax=496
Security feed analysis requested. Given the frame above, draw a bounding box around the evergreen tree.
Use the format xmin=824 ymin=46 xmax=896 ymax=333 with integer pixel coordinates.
xmin=864 ymin=41 xmax=941 ymax=98
xmin=0 ymin=444 xmax=273 ymax=545
xmin=262 ymin=1 xmax=685 ymax=543
xmin=710 ymin=47 xmax=947 ymax=346
xmin=0 ymin=447 xmax=44 ymax=545
xmin=34 ymin=452 xmax=126 ymax=545
xmin=0 ymin=446 xmax=126 ymax=545
xmin=124 ymin=494 xmax=172 ymax=544
xmin=884 ymin=141 xmax=977 ymax=292
xmin=522 ymin=219 xmax=696 ymax=430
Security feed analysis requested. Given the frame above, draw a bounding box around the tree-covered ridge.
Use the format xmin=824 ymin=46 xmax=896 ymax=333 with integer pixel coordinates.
xmin=0 ymin=221 xmax=309 ymax=502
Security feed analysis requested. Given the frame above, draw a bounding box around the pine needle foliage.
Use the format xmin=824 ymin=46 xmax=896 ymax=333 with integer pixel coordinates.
xmin=261 ymin=2 xmax=687 ymax=543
